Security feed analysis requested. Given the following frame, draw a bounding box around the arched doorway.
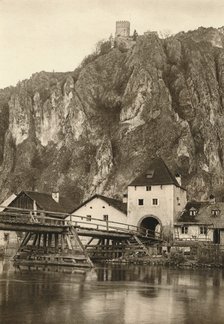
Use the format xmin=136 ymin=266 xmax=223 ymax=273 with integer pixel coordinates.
xmin=138 ymin=215 xmax=161 ymax=237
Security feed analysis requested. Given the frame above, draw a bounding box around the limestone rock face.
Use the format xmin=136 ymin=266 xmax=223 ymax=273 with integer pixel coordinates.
xmin=1 ymin=27 xmax=224 ymax=205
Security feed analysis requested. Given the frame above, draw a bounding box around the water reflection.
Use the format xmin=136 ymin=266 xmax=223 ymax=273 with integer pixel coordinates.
xmin=0 ymin=258 xmax=224 ymax=324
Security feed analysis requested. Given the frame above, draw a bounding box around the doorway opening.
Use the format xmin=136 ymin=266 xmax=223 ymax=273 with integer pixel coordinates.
xmin=139 ymin=216 xmax=161 ymax=237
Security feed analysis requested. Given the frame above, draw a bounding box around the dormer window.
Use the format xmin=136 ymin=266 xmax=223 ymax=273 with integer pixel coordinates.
xmin=146 ymin=170 xmax=154 ymax=178
xmin=211 ymin=209 xmax=220 ymax=217
xmin=189 ymin=209 xmax=197 ymax=216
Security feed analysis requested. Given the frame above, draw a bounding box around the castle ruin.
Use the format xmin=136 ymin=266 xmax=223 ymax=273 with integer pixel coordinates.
xmin=115 ymin=21 xmax=130 ymax=38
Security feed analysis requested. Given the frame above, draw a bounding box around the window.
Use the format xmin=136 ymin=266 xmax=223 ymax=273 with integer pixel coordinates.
xmin=146 ymin=186 xmax=151 ymax=191
xmin=86 ymin=215 xmax=91 ymax=221
xmin=152 ymin=198 xmax=158 ymax=206
xmin=4 ymin=233 xmax=9 ymax=241
xmin=103 ymin=215 xmax=108 ymax=221
xmin=90 ymin=207 xmax=92 ymax=209
xmin=138 ymin=199 xmax=144 ymax=206
xmin=200 ymin=226 xmax=207 ymax=235
xmin=189 ymin=210 xmax=196 ymax=216
xmin=146 ymin=170 xmax=154 ymax=178
xmin=211 ymin=209 xmax=220 ymax=217
xmin=181 ymin=226 xmax=188 ymax=234
xmin=102 ymin=206 xmax=105 ymax=208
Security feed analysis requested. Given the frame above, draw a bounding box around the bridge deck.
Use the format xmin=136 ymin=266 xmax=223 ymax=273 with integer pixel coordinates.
xmin=0 ymin=206 xmax=162 ymax=241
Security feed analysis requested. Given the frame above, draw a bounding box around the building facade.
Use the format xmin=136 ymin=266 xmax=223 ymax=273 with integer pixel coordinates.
xmin=127 ymin=158 xmax=187 ymax=236
xmin=69 ymin=159 xmax=187 ymax=238
xmin=175 ymin=201 xmax=224 ymax=244
xmin=0 ymin=190 xmax=73 ymax=249
xmin=70 ymin=194 xmax=127 ymax=230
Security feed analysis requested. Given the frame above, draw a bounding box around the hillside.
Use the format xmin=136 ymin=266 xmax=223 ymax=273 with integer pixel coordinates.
xmin=1 ymin=26 xmax=224 ymax=205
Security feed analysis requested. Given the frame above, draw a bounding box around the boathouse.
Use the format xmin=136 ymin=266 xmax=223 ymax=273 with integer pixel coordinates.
xmin=0 ymin=190 xmax=73 ymax=248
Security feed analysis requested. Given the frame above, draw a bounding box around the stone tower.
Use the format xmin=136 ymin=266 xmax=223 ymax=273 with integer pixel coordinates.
xmin=115 ymin=21 xmax=130 ymax=37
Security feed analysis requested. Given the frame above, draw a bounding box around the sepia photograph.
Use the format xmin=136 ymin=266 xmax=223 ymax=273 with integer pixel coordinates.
xmin=1 ymin=0 xmax=224 ymax=323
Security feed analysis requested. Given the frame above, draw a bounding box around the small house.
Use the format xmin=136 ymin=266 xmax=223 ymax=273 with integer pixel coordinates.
xmin=0 ymin=190 xmax=74 ymax=248
xmin=70 ymin=194 xmax=127 ymax=230
xmin=174 ymin=201 xmax=224 ymax=244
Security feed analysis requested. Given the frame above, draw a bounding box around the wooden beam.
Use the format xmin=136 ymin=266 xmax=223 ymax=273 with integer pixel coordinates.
xmin=48 ymin=233 xmax=52 ymax=248
xmin=37 ymin=233 xmax=41 ymax=247
xmin=70 ymin=226 xmax=94 ymax=267
xmin=65 ymin=234 xmax=72 ymax=250
xmin=85 ymin=237 xmax=94 ymax=247
xmin=0 ymin=223 xmax=64 ymax=233
xmin=32 ymin=234 xmax=38 ymax=246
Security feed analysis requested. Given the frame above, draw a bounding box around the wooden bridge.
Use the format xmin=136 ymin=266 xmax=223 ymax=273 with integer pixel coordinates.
xmin=0 ymin=205 xmax=162 ymax=269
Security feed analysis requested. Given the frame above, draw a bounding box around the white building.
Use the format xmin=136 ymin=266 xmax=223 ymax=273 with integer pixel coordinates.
xmin=70 ymin=158 xmax=187 ymax=238
xmin=127 ymin=158 xmax=187 ymax=236
xmin=71 ymin=194 xmax=127 ymax=231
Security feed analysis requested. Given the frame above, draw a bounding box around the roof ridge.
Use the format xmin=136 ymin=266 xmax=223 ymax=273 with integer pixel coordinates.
xmin=160 ymin=159 xmax=179 ymax=185
xmin=24 ymin=190 xmax=53 ymax=196
xmin=129 ymin=158 xmax=183 ymax=188
xmin=72 ymin=194 xmax=127 ymax=214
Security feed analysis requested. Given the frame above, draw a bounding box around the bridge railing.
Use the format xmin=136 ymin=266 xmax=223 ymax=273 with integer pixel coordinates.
xmin=0 ymin=205 xmax=68 ymax=226
xmin=68 ymin=213 xmax=161 ymax=238
xmin=0 ymin=205 xmax=161 ymax=239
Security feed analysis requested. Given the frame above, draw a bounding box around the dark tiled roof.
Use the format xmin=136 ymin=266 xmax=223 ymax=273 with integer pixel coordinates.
xmin=129 ymin=158 xmax=185 ymax=189
xmin=72 ymin=194 xmax=127 ymax=215
xmin=24 ymin=191 xmax=72 ymax=216
xmin=176 ymin=201 xmax=224 ymax=228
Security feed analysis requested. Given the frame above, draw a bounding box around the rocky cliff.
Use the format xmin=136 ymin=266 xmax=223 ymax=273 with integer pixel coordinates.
xmin=1 ymin=26 xmax=224 ymax=205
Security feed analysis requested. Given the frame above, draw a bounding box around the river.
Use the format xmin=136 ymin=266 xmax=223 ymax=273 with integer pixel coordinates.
xmin=0 ymin=258 xmax=224 ymax=324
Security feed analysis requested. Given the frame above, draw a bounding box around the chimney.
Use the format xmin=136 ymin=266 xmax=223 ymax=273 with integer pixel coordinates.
xmin=209 ymin=194 xmax=216 ymax=204
xmin=175 ymin=173 xmax=181 ymax=186
xmin=52 ymin=192 xmax=59 ymax=203
xmin=33 ymin=200 xmax=37 ymax=211
xmin=123 ymin=193 xmax=128 ymax=204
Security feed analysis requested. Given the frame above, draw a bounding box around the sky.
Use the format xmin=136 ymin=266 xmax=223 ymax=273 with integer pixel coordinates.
xmin=0 ymin=0 xmax=224 ymax=88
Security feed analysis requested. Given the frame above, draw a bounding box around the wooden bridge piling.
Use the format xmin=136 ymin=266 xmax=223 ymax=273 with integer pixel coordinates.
xmin=0 ymin=205 xmax=162 ymax=268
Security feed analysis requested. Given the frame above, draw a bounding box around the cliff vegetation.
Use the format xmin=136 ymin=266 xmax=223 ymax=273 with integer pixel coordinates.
xmin=1 ymin=27 xmax=224 ymax=205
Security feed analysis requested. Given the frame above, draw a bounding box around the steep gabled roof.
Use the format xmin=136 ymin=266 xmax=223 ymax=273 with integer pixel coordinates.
xmin=176 ymin=201 xmax=207 ymax=223
xmin=72 ymin=194 xmax=127 ymax=215
xmin=129 ymin=158 xmax=185 ymax=188
xmin=176 ymin=201 xmax=224 ymax=228
xmin=0 ymin=194 xmax=17 ymax=212
xmin=24 ymin=191 xmax=72 ymax=215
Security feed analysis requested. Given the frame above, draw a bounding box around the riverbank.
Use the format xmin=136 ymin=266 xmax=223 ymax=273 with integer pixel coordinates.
xmin=106 ymin=255 xmax=224 ymax=269
xmin=105 ymin=243 xmax=224 ymax=269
